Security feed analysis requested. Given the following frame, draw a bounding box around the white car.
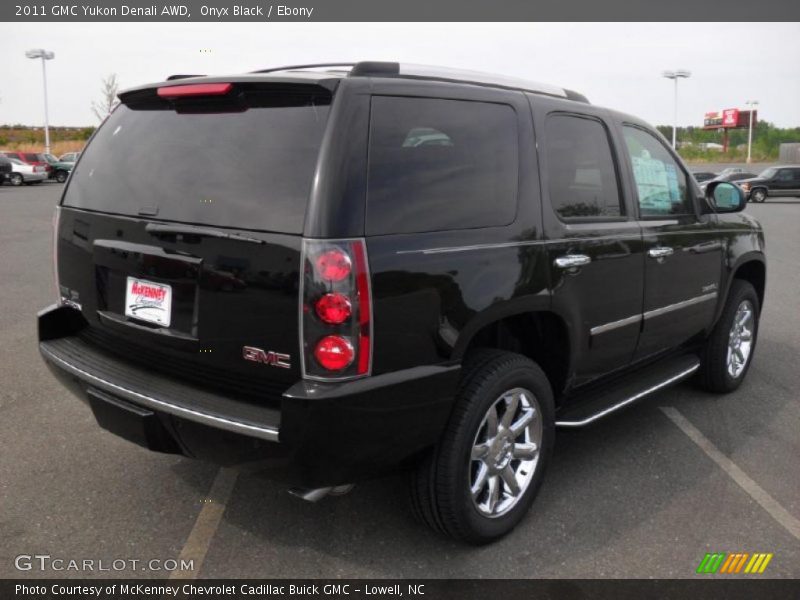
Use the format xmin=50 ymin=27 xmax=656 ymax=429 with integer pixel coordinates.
xmin=7 ymin=157 xmax=47 ymax=186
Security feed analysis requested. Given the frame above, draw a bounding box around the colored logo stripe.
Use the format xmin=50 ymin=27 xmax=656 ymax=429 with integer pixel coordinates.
xmin=697 ymin=552 xmax=773 ymax=574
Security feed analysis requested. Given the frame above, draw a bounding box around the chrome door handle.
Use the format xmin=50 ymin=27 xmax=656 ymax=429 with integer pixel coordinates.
xmin=648 ymin=247 xmax=674 ymax=259
xmin=554 ymin=254 xmax=591 ymax=269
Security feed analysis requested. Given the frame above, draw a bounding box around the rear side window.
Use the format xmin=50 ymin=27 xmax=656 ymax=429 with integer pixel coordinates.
xmin=366 ymin=96 xmax=518 ymax=235
xmin=623 ymin=125 xmax=692 ymax=217
xmin=544 ymin=114 xmax=623 ymax=220
xmin=24 ymin=153 xmax=39 ymax=161
xmin=63 ymin=86 xmax=331 ymax=233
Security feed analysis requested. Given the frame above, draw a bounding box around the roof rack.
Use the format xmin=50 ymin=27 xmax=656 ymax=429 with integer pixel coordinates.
xmin=251 ymin=63 xmax=356 ymax=74
xmin=247 ymin=61 xmax=588 ymax=103
xmin=350 ymin=62 xmax=588 ymax=103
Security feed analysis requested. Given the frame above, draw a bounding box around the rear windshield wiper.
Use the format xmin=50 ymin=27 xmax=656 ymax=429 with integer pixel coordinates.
xmin=145 ymin=223 xmax=266 ymax=245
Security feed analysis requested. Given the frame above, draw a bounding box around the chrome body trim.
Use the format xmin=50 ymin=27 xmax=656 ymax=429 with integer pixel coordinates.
xmin=643 ymin=292 xmax=718 ymax=320
xmin=40 ymin=345 xmax=281 ymax=442
xmin=590 ymin=314 xmax=642 ymax=336
xmin=555 ymin=363 xmax=700 ymax=428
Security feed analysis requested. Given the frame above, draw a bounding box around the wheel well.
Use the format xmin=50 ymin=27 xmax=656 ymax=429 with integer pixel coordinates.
xmin=462 ymin=312 xmax=569 ymax=397
xmin=733 ymin=260 xmax=766 ymax=310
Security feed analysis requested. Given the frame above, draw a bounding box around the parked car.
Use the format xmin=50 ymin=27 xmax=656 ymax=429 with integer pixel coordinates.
xmin=43 ymin=153 xmax=75 ymax=183
xmin=699 ymin=171 xmax=758 ymax=192
xmin=692 ymin=171 xmax=717 ymax=183
xmin=58 ymin=152 xmax=81 ymax=163
xmin=38 ymin=62 xmax=766 ymax=544
xmin=1 ymin=151 xmax=53 ymax=177
xmin=7 ymin=157 xmax=47 ymax=185
xmin=0 ymin=156 xmax=12 ymax=184
xmin=739 ymin=166 xmax=800 ymax=202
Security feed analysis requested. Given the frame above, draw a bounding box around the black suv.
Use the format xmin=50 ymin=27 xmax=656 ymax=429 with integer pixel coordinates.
xmin=39 ymin=62 xmax=766 ymax=544
xmin=739 ymin=165 xmax=800 ymax=202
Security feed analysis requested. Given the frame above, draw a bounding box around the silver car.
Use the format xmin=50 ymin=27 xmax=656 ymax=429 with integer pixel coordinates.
xmin=7 ymin=157 xmax=47 ymax=186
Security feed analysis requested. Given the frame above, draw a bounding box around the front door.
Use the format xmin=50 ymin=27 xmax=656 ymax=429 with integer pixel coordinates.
xmin=619 ymin=124 xmax=723 ymax=360
xmin=774 ymin=167 xmax=800 ymax=197
xmin=537 ymin=105 xmax=644 ymax=386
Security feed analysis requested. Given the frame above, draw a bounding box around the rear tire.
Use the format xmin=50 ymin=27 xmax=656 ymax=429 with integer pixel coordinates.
xmin=698 ymin=280 xmax=760 ymax=393
xmin=410 ymin=350 xmax=555 ymax=544
xmin=9 ymin=173 xmax=23 ymax=186
xmin=750 ymin=188 xmax=767 ymax=203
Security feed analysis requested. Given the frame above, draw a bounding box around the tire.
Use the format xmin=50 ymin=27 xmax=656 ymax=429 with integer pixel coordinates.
xmin=9 ymin=173 xmax=23 ymax=186
xmin=410 ymin=349 xmax=555 ymax=544
xmin=750 ymin=188 xmax=767 ymax=203
xmin=698 ymin=280 xmax=760 ymax=393
xmin=55 ymin=170 xmax=68 ymax=183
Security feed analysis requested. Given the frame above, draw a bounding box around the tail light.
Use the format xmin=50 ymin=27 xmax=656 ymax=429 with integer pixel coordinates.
xmin=301 ymin=239 xmax=372 ymax=380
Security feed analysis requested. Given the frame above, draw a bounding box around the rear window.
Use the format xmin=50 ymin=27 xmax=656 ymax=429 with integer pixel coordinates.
xmin=63 ymin=86 xmax=331 ymax=233
xmin=24 ymin=153 xmax=40 ymax=161
xmin=366 ymin=96 xmax=518 ymax=235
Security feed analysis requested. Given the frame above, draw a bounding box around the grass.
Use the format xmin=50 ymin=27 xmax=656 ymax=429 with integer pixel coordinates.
xmin=0 ymin=140 xmax=86 ymax=156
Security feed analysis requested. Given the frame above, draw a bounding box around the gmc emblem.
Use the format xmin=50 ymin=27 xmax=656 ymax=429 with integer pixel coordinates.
xmin=242 ymin=346 xmax=291 ymax=369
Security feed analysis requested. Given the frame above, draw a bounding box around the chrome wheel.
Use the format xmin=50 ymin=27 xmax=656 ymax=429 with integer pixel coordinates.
xmin=727 ymin=300 xmax=754 ymax=379
xmin=469 ymin=387 xmax=542 ymax=518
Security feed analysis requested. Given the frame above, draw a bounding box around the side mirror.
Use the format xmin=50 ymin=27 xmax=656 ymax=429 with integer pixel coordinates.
xmin=706 ymin=181 xmax=746 ymax=213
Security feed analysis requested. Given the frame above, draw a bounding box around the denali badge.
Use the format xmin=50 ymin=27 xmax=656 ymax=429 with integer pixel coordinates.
xmin=242 ymin=346 xmax=291 ymax=369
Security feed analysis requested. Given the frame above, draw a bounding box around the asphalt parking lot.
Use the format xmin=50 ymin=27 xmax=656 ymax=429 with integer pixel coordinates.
xmin=1 ymin=181 xmax=798 ymax=579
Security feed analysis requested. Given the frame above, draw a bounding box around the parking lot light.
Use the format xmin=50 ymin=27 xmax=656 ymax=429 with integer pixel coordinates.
xmin=746 ymin=100 xmax=759 ymax=164
xmin=662 ymin=70 xmax=691 ymax=149
xmin=25 ymin=49 xmax=55 ymax=155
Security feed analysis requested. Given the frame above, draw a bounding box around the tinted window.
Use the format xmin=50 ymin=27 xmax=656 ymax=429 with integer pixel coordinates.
xmin=366 ymin=96 xmax=518 ymax=235
xmin=24 ymin=153 xmax=39 ymax=161
xmin=623 ymin=126 xmax=692 ymax=217
xmin=777 ymin=169 xmax=794 ymax=181
xmin=544 ymin=114 xmax=623 ymax=219
xmin=63 ymin=88 xmax=331 ymax=233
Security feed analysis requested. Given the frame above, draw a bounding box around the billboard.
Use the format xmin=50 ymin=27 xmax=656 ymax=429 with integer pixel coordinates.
xmin=704 ymin=108 xmax=756 ymax=129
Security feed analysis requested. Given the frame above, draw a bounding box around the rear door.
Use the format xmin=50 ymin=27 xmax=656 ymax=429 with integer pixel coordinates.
xmin=535 ymin=101 xmax=644 ymax=385
xmin=618 ymin=124 xmax=723 ymax=360
xmin=57 ymin=82 xmax=334 ymax=400
xmin=774 ymin=168 xmax=800 ymax=197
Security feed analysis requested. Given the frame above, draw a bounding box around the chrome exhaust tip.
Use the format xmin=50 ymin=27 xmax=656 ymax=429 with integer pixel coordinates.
xmin=289 ymin=484 xmax=354 ymax=502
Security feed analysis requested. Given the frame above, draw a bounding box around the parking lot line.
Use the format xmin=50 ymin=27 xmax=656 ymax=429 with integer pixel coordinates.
xmin=169 ymin=467 xmax=238 ymax=579
xmin=661 ymin=406 xmax=800 ymax=541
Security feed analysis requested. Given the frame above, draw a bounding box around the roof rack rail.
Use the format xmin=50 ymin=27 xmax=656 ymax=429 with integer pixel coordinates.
xmin=251 ymin=63 xmax=356 ymax=74
xmin=166 ymin=74 xmax=205 ymax=81
xmin=349 ymin=61 xmax=588 ymax=103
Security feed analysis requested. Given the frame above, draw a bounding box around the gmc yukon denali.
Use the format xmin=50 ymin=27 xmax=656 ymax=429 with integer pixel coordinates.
xmin=39 ymin=62 xmax=766 ymax=544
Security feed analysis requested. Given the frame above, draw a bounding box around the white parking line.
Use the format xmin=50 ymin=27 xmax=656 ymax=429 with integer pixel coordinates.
xmin=661 ymin=406 xmax=800 ymax=541
xmin=169 ymin=467 xmax=239 ymax=579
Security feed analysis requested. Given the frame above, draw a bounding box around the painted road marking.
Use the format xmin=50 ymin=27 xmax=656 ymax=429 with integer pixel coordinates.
xmin=170 ymin=467 xmax=238 ymax=579
xmin=661 ymin=406 xmax=800 ymax=542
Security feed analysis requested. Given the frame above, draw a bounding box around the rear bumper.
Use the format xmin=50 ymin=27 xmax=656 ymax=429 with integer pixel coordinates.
xmin=38 ymin=304 xmax=459 ymax=486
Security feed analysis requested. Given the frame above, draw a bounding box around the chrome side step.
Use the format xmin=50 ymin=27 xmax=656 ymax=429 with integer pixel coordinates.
xmin=555 ymin=355 xmax=701 ymax=428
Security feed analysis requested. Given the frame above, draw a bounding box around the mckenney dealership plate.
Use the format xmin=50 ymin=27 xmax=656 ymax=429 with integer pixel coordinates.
xmin=125 ymin=277 xmax=172 ymax=327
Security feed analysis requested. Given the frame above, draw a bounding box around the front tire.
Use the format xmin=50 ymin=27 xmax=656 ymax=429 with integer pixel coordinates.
xmin=410 ymin=350 xmax=555 ymax=544
xmin=751 ymin=188 xmax=767 ymax=203
xmin=698 ymin=280 xmax=760 ymax=393
xmin=55 ymin=170 xmax=68 ymax=183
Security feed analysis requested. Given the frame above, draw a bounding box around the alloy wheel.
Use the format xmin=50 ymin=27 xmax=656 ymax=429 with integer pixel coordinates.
xmin=469 ymin=387 xmax=542 ymax=518
xmin=727 ymin=300 xmax=754 ymax=379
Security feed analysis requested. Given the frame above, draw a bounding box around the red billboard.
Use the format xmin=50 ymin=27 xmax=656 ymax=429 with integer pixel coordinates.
xmin=704 ymin=108 xmax=756 ymax=129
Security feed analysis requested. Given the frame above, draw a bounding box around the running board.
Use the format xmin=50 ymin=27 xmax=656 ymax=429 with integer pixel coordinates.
xmin=555 ymin=354 xmax=701 ymax=428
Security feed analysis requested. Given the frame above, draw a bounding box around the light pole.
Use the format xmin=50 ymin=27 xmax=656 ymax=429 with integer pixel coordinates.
xmin=662 ymin=70 xmax=691 ymax=149
xmin=745 ymin=100 xmax=759 ymax=164
xmin=25 ymin=49 xmax=55 ymax=155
